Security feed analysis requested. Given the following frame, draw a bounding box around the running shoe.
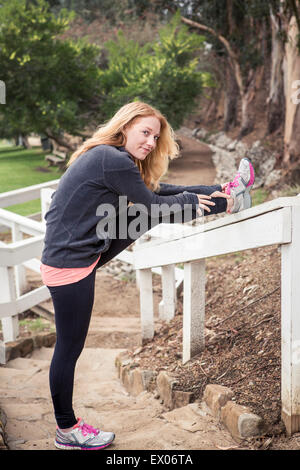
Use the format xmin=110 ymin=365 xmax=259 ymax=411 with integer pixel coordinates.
xmin=55 ymin=417 xmax=115 ymax=450
xmin=223 ymin=158 xmax=255 ymax=213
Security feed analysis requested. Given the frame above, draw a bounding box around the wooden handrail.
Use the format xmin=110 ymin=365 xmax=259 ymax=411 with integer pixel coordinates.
xmin=0 ymin=179 xmax=59 ymax=208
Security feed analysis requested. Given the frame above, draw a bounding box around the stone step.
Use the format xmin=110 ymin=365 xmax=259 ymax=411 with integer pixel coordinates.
xmin=89 ymin=317 xmax=141 ymax=330
xmin=0 ymin=347 xmax=126 ymax=449
xmin=12 ymin=438 xmax=56 ymax=451
xmin=0 ymin=365 xmax=42 ymax=389
xmin=4 ymin=357 xmax=50 ymax=371
xmin=30 ymin=347 xmax=53 ymax=361
xmin=85 ymin=316 xmax=143 ymax=348
xmin=1 ymin=348 xmax=237 ymax=450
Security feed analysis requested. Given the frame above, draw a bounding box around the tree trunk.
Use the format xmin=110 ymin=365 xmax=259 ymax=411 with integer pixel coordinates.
xmin=267 ymin=10 xmax=285 ymax=135
xmin=239 ymin=63 xmax=265 ymax=139
xmin=21 ymin=134 xmax=31 ymax=149
xmin=238 ymin=69 xmax=257 ymax=138
xmin=239 ymin=94 xmax=254 ymax=138
xmin=223 ymin=62 xmax=238 ymax=131
xmin=282 ymin=16 xmax=300 ymax=169
xmin=45 ymin=129 xmax=76 ymax=152
xmin=180 ymin=16 xmax=256 ymax=139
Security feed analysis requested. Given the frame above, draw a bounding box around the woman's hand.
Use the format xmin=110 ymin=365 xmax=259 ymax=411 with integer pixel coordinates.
xmin=196 ymin=191 xmax=231 ymax=216
xmin=210 ymin=190 xmax=231 ymax=199
xmin=196 ymin=194 xmax=215 ymax=215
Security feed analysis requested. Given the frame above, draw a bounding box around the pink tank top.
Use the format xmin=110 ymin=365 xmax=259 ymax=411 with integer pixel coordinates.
xmin=40 ymin=255 xmax=101 ymax=287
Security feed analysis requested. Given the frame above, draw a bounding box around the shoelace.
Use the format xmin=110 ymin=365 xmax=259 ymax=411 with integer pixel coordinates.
xmin=80 ymin=422 xmax=100 ymax=437
xmin=225 ymin=173 xmax=241 ymax=194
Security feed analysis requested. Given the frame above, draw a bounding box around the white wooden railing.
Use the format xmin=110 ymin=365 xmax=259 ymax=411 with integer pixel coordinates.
xmin=132 ymin=194 xmax=300 ymax=435
xmin=0 ymin=180 xmax=60 ymax=361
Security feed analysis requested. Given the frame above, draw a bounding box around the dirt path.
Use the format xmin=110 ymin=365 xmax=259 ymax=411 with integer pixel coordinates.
xmin=166 ymin=134 xmax=216 ymax=186
xmin=0 ymin=135 xmax=240 ymax=451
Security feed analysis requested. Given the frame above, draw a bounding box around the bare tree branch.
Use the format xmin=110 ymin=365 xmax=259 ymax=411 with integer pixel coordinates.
xmin=180 ymin=15 xmax=245 ymax=97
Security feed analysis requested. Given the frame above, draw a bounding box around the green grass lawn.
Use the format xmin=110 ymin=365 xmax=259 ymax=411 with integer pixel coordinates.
xmin=0 ymin=146 xmax=62 ymax=216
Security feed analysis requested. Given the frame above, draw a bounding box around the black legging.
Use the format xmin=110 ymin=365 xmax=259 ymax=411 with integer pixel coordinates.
xmin=48 ymin=188 xmax=227 ymax=429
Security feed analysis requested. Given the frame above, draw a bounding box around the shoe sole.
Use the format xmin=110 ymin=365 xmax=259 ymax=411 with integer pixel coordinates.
xmin=55 ymin=437 xmax=114 ymax=450
xmin=244 ymin=157 xmax=255 ymax=188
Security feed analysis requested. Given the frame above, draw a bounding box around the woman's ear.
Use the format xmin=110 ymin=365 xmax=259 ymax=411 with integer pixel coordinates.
xmin=121 ymin=129 xmax=126 ymax=140
xmin=120 ymin=126 xmax=127 ymax=138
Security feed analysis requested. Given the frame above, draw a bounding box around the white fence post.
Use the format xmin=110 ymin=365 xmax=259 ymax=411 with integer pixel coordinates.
xmin=134 ymin=235 xmax=152 ymax=290
xmin=41 ymin=187 xmax=55 ymax=228
xmin=135 ymin=239 xmax=142 ymax=290
xmin=11 ymin=222 xmax=27 ymax=296
xmin=159 ymin=264 xmax=176 ymax=321
xmin=138 ymin=268 xmax=154 ymax=343
xmin=182 ymin=259 xmax=206 ymax=364
xmin=281 ymin=205 xmax=300 ymax=435
xmin=0 ymin=266 xmax=18 ymax=342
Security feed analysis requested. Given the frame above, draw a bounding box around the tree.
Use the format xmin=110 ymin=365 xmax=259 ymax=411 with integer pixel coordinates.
xmin=44 ymin=0 xmax=160 ymax=23
xmin=0 ymin=1 xmax=214 ymax=150
xmin=281 ymin=8 xmax=300 ymax=171
xmin=58 ymin=0 xmax=300 ymax=177
xmin=265 ymin=0 xmax=300 ymax=171
xmin=178 ymin=1 xmax=272 ymax=138
xmin=0 ymin=0 xmax=102 ymax=149
xmin=97 ymin=12 xmax=210 ymax=129
xmin=130 ymin=1 xmax=275 ymax=136
xmin=266 ymin=3 xmax=286 ymax=135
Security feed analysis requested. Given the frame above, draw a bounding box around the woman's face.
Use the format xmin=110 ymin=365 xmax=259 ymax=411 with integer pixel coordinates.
xmin=124 ymin=116 xmax=161 ymax=160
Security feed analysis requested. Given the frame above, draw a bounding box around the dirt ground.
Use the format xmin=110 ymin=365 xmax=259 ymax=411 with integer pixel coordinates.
xmin=2 ymin=134 xmax=300 ymax=450
xmin=128 ymin=245 xmax=289 ymax=449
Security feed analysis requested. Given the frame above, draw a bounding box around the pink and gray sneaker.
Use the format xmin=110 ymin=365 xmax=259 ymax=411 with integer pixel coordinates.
xmin=223 ymin=158 xmax=255 ymax=214
xmin=55 ymin=417 xmax=115 ymax=450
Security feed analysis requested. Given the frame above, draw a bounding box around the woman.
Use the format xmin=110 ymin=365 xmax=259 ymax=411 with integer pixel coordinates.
xmin=40 ymin=101 xmax=255 ymax=450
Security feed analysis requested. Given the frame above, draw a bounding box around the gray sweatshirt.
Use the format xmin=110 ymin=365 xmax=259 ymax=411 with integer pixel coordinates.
xmin=41 ymin=145 xmax=219 ymax=268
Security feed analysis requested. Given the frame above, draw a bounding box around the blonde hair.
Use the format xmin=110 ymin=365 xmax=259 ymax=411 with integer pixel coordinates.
xmin=67 ymin=101 xmax=179 ymax=191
